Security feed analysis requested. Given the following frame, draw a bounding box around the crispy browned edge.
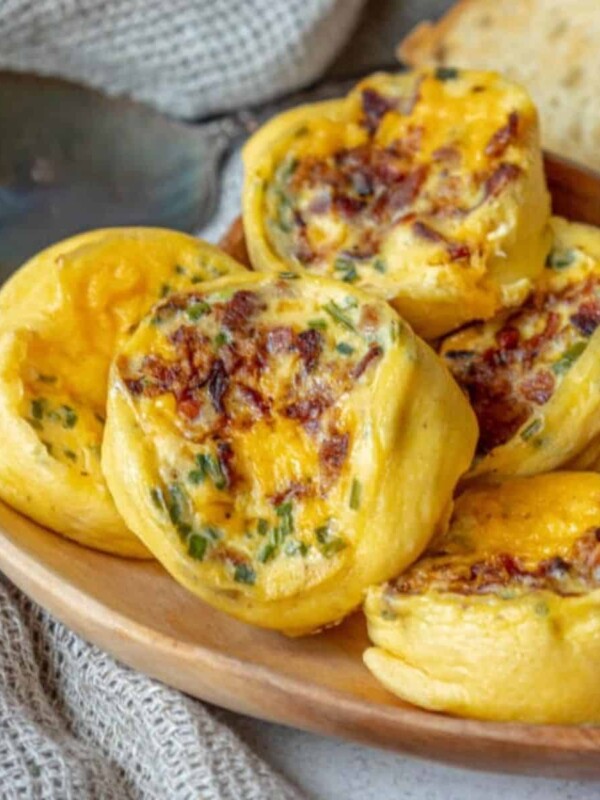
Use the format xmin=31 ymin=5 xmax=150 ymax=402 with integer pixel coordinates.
xmin=397 ymin=0 xmax=481 ymax=66
xmin=218 ymin=216 xmax=252 ymax=269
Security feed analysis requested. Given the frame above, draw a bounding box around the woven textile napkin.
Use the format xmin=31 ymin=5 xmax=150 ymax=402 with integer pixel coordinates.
xmin=0 ymin=0 xmax=364 ymax=118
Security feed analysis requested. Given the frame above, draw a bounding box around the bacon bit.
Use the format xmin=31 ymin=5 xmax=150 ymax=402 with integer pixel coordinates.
xmin=484 ymin=162 xmax=522 ymax=199
xmin=320 ymin=432 xmax=350 ymax=482
xmin=432 ymin=144 xmax=461 ymax=163
xmin=447 ymin=241 xmax=471 ymax=261
xmin=270 ymin=480 xmax=312 ymax=506
xmin=124 ymin=377 xmax=146 ymax=396
xmin=222 ymin=291 xmax=264 ymax=331
xmin=359 ymin=304 xmax=381 ymax=333
xmin=178 ymin=397 xmax=201 ymax=420
xmin=361 ymin=88 xmax=397 ymax=133
xmin=495 ymin=326 xmax=520 ymax=350
xmin=296 ymin=329 xmax=323 ymax=373
xmin=485 ymin=112 xmax=520 ymax=158
xmin=207 ymin=359 xmax=229 ymax=414
xmin=571 ymin=300 xmax=600 ymax=336
xmin=217 ymin=440 xmax=235 ymax=488
xmin=413 ymin=221 xmax=470 ymax=261
xmin=308 ymin=193 xmax=331 ymax=214
xmin=353 ymin=344 xmax=383 ymax=380
xmin=266 ymin=326 xmax=294 ymax=354
xmin=284 ymin=391 xmax=333 ymax=427
xmin=388 ymin=167 xmax=428 ymax=211
xmin=334 ymin=194 xmax=365 ymax=218
xmin=237 ymin=384 xmax=270 ymax=417
xmin=520 ymin=370 xmax=555 ymax=404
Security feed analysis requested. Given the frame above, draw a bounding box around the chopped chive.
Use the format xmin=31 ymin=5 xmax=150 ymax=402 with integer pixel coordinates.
xmin=315 ymin=525 xmax=329 ymax=544
xmin=167 ymin=483 xmax=187 ymax=525
xmin=187 ymin=468 xmax=205 ymax=485
xmin=257 ymin=542 xmax=277 ymax=563
xmin=308 ymin=318 xmax=328 ymax=331
xmin=552 ymin=341 xmax=587 ymax=375
xmin=150 ymin=487 xmax=165 ymax=510
xmin=373 ymin=258 xmax=386 ymax=274
xmin=160 ymin=283 xmax=171 ymax=298
xmin=435 ymin=66 xmax=459 ymax=81
xmin=63 ymin=449 xmax=77 ymax=461
xmin=214 ymin=331 xmax=230 ymax=348
xmin=31 ymin=398 xmax=46 ymax=420
xmin=207 ymin=454 xmax=227 ymax=490
xmin=334 ymin=257 xmax=358 ymax=284
xmin=37 ymin=374 xmax=56 ymax=384
xmin=257 ymin=518 xmax=269 ymax=536
xmin=234 ymin=563 xmax=256 ymax=585
xmin=284 ymin=539 xmax=309 ymax=557
xmin=276 ymin=501 xmax=294 ymax=537
xmin=187 ymin=301 xmax=211 ymax=321
xmin=61 ymin=405 xmax=78 ymax=429
xmin=191 ymin=274 xmax=203 ymax=284
xmin=175 ymin=264 xmax=186 ymax=275
xmin=203 ymin=524 xmax=222 ymax=541
xmin=545 ymin=248 xmax=576 ymax=270
xmin=321 ymin=537 xmax=347 ymax=558
xmin=349 ymin=479 xmax=361 ymax=510
xmin=279 ymin=157 xmax=299 ymax=181
xmin=336 ymin=342 xmax=354 ymax=356
xmin=279 ymin=271 xmax=300 ymax=279
xmin=187 ymin=534 xmax=208 ymax=560
xmin=520 ymin=419 xmax=542 ymax=441
xmin=177 ymin=522 xmax=192 ymax=537
xmin=323 ymin=300 xmax=357 ymax=333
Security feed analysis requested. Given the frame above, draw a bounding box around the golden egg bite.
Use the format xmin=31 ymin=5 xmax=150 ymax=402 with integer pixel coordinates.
xmin=102 ymin=271 xmax=477 ymax=633
xmin=242 ymin=68 xmax=551 ymax=339
xmin=364 ymin=472 xmax=600 ymax=723
xmin=441 ymin=217 xmax=600 ymax=481
xmin=0 ymin=229 xmax=243 ymax=556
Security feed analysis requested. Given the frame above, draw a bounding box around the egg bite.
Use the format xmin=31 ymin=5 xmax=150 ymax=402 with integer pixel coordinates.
xmin=441 ymin=217 xmax=600 ymax=481
xmin=365 ymin=472 xmax=600 ymax=723
xmin=0 ymin=229 xmax=243 ymax=556
xmin=102 ymin=271 xmax=477 ymax=633
xmin=242 ymin=68 xmax=551 ymax=339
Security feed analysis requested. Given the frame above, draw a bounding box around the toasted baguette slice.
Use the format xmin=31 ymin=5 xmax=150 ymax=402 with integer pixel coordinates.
xmin=398 ymin=0 xmax=600 ymax=171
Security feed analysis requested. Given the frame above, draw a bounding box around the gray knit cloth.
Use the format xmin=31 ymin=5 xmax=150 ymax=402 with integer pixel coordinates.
xmin=0 ymin=0 xmax=364 ymax=118
xmin=0 ymin=573 xmax=305 ymax=800
xmin=0 ymin=1 xmax=368 ymax=797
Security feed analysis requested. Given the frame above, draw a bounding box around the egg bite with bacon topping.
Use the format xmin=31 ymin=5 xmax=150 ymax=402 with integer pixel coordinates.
xmin=242 ymin=68 xmax=551 ymax=339
xmin=441 ymin=217 xmax=600 ymax=481
xmin=0 ymin=229 xmax=243 ymax=556
xmin=364 ymin=472 xmax=600 ymax=723
xmin=102 ymin=271 xmax=477 ymax=633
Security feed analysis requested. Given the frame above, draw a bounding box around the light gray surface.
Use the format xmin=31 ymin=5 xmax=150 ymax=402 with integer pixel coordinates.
xmin=224 ymin=714 xmax=598 ymax=800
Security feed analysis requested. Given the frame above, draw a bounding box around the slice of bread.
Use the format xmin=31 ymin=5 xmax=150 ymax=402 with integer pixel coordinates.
xmin=398 ymin=0 xmax=600 ymax=171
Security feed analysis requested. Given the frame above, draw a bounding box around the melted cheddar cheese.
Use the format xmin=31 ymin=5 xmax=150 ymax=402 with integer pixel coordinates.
xmin=0 ymin=229 xmax=243 ymax=555
xmin=103 ymin=271 xmax=477 ymax=633
xmin=243 ymin=69 xmax=551 ymax=339
xmin=441 ymin=217 xmax=600 ymax=480
xmin=365 ymin=472 xmax=600 ymax=723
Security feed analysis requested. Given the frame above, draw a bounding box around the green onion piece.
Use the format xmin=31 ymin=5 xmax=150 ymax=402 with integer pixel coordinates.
xmin=279 ymin=271 xmax=300 ymax=279
xmin=160 ymin=283 xmax=171 ymax=298
xmin=552 ymin=341 xmax=587 ymax=375
xmin=275 ymin=501 xmax=294 ymax=537
xmin=61 ymin=405 xmax=78 ymax=429
xmin=187 ymin=468 xmax=205 ymax=485
xmin=177 ymin=522 xmax=192 ymax=537
xmin=520 ymin=419 xmax=542 ymax=441
xmin=175 ymin=264 xmax=186 ymax=275
xmin=150 ymin=487 xmax=164 ymax=510
xmin=336 ymin=342 xmax=354 ymax=356
xmin=334 ymin=257 xmax=359 ymax=284
xmin=31 ymin=398 xmax=46 ymax=420
xmin=315 ymin=525 xmax=329 ymax=544
xmin=234 ymin=563 xmax=256 ymax=585
xmin=349 ymin=479 xmax=361 ymax=510
xmin=214 ymin=331 xmax=230 ymax=348
xmin=373 ymin=258 xmax=386 ymax=274
xmin=308 ymin=319 xmax=327 ymax=331
xmin=545 ymin=249 xmax=576 ymax=270
xmin=187 ymin=534 xmax=207 ymax=560
xmin=257 ymin=518 xmax=269 ymax=536
xmin=323 ymin=301 xmax=357 ymax=333
xmin=284 ymin=539 xmax=309 ymax=557
xmin=167 ymin=483 xmax=187 ymax=525
xmin=435 ymin=66 xmax=459 ymax=81
xmin=257 ymin=542 xmax=277 ymax=563
xmin=191 ymin=275 xmax=203 ymax=284
xmin=187 ymin=301 xmax=211 ymax=321
xmin=321 ymin=537 xmax=347 ymax=558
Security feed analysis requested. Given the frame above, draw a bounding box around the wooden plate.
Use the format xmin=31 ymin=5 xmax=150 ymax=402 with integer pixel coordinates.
xmin=1 ymin=153 xmax=600 ymax=779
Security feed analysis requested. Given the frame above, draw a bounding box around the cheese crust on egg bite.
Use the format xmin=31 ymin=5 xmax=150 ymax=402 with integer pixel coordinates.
xmin=441 ymin=217 xmax=600 ymax=481
xmin=365 ymin=472 xmax=600 ymax=723
xmin=242 ymin=68 xmax=551 ymax=339
xmin=102 ymin=271 xmax=477 ymax=633
xmin=0 ymin=229 xmax=243 ymax=556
